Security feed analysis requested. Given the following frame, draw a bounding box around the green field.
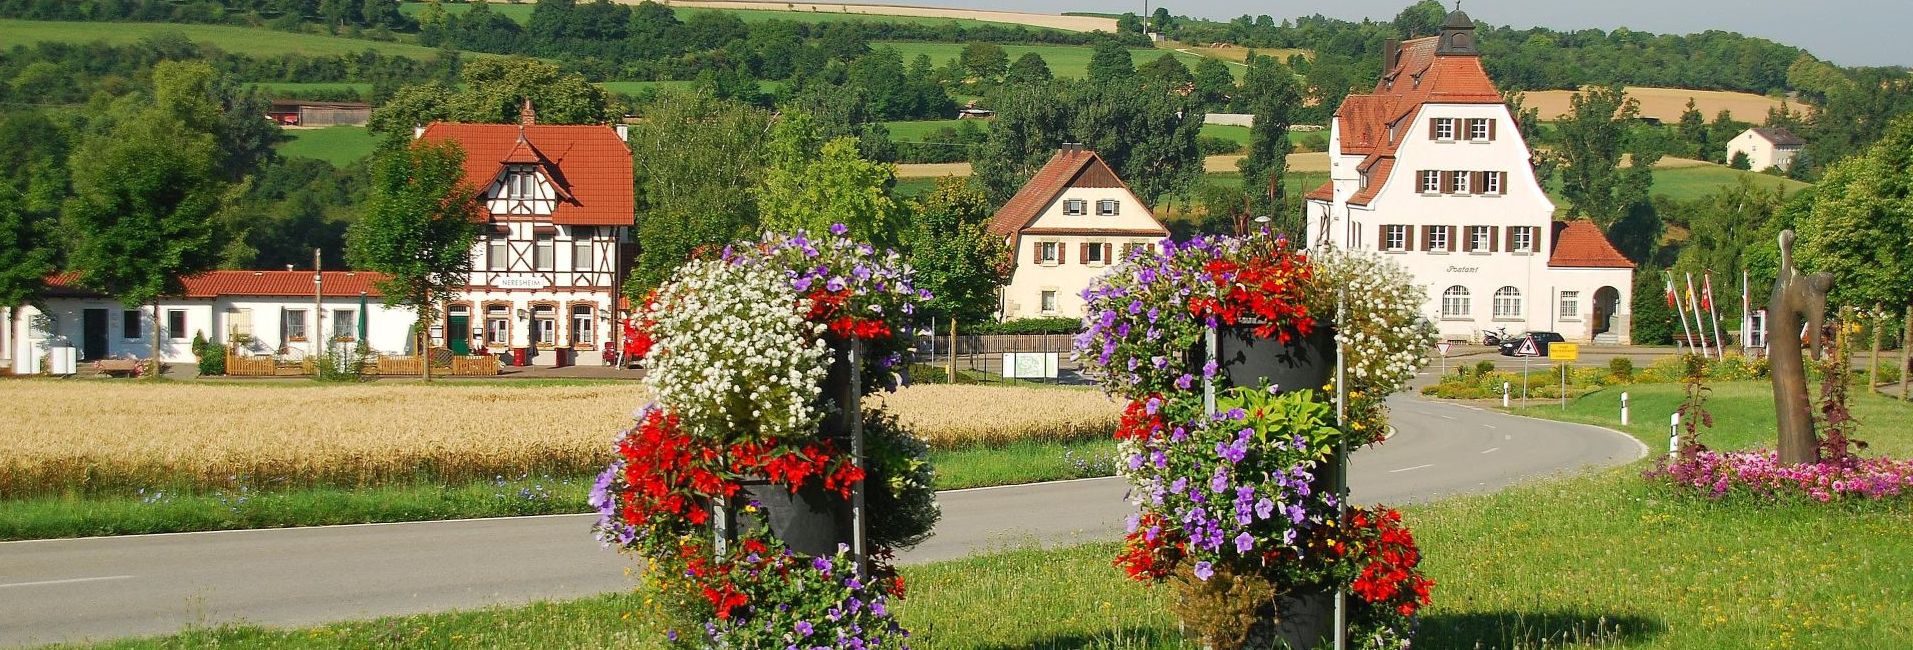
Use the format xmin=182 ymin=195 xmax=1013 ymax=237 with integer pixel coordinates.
xmin=0 ymin=19 xmax=454 ymax=58
xmin=398 ymin=2 xmax=1046 ymax=30
xmin=1649 ymin=164 xmax=1811 ymax=202
xmin=250 ymin=82 xmax=373 ymax=95
xmin=882 ymin=118 xmax=969 ymax=140
xmin=876 ymin=42 xmax=1238 ymax=80
xmin=277 ymin=126 xmax=379 ymax=166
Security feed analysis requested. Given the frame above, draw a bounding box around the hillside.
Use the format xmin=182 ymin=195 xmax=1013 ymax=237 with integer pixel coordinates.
xmin=0 ymin=19 xmax=454 ymax=58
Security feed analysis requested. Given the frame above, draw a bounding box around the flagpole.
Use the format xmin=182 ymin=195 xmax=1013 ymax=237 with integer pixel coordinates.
xmin=1741 ymin=269 xmax=1751 ymax=354
xmin=1669 ymin=271 xmax=1696 ymax=356
xmin=1685 ymin=272 xmax=1712 ymax=358
xmin=1705 ymin=271 xmax=1726 ymax=357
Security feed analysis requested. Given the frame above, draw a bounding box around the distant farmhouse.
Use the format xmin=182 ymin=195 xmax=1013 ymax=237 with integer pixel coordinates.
xmin=1304 ymin=9 xmax=1637 ymax=345
xmin=267 ymin=99 xmax=371 ymax=127
xmin=1725 ymin=127 xmax=1806 ymax=172
xmin=988 ymin=145 xmax=1168 ymax=320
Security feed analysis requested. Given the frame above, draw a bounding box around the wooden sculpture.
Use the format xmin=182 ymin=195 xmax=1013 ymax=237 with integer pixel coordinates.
xmin=1768 ymin=230 xmax=1834 ymax=465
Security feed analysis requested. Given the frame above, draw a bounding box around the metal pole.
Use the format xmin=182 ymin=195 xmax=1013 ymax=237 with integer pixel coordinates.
xmin=850 ymin=340 xmax=867 ymax=580
xmin=1560 ymin=362 xmax=1567 ymax=411
xmin=1522 ymin=353 xmax=1530 ymax=402
xmin=1203 ymin=326 xmax=1217 ymax=416
xmin=1332 ymin=290 xmax=1348 ymax=650
xmin=313 ymin=248 xmax=324 ymax=362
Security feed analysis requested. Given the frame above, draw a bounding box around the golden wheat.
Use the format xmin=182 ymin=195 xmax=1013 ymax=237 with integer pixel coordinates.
xmin=0 ymin=381 xmax=1118 ymax=497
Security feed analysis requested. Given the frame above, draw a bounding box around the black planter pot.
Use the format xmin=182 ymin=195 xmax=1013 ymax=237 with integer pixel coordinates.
xmin=1190 ymin=323 xmax=1337 ymax=395
xmin=738 ymin=479 xmax=853 ymax=557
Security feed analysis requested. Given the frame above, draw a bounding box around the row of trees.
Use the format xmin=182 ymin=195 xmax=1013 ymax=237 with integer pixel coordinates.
xmin=0 ymin=0 xmax=414 ymax=32
xmin=0 ymin=36 xmax=462 ymax=106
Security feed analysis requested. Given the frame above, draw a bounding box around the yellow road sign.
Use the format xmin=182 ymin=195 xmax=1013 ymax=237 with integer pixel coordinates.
xmin=1548 ymin=342 xmax=1580 ymax=362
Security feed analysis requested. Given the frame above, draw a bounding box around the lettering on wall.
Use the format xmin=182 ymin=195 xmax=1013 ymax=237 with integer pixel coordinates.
xmin=1445 ymin=266 xmax=1480 ymax=273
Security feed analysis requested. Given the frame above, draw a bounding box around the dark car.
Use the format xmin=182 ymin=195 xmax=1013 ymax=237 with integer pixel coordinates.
xmin=1498 ymin=331 xmax=1566 ymax=357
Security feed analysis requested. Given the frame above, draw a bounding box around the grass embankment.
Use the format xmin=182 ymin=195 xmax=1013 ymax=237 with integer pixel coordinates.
xmin=276 ymin=126 xmax=379 ymax=166
xmin=0 ymin=381 xmax=1120 ymax=539
xmin=0 ymin=19 xmax=455 ymax=58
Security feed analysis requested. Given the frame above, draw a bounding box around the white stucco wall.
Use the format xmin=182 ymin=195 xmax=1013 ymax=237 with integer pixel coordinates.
xmin=1725 ymin=130 xmax=1799 ymax=172
xmin=10 ymin=296 xmax=415 ymax=371
xmin=999 ymin=185 xmax=1166 ymax=320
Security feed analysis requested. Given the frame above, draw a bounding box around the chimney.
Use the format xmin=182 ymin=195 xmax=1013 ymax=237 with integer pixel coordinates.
xmin=519 ymin=97 xmax=536 ymax=126
xmin=1061 ymin=141 xmax=1083 ymax=155
xmin=1383 ymin=39 xmax=1400 ymax=72
xmin=614 ymin=123 xmax=629 ymax=142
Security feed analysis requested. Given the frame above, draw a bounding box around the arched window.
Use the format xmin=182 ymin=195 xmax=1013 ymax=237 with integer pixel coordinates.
xmin=1441 ymin=286 xmax=1470 ymax=317
xmin=1493 ymin=286 xmax=1523 ymax=318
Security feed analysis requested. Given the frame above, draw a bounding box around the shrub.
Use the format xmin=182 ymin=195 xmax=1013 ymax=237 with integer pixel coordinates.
xmin=1197 ymin=135 xmax=1242 ymax=156
xmin=1608 ymin=356 xmax=1635 ymax=381
xmin=1474 ymin=360 xmax=1497 ymax=376
xmin=969 ymin=316 xmax=1081 ymax=335
xmin=196 ymin=343 xmax=226 ymax=376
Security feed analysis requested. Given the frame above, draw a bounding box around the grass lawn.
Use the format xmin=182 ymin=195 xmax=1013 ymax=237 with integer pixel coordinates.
xmin=1512 ymin=380 xmax=1913 ymax=457
xmin=1649 ymin=164 xmax=1811 ymax=203
xmin=276 ymin=126 xmax=379 ymax=166
xmin=883 ymin=118 xmax=969 ymax=141
xmin=0 ymin=19 xmax=452 ymax=58
xmin=892 ymin=176 xmax=940 ymax=198
xmin=877 ymin=42 xmax=1235 ymax=80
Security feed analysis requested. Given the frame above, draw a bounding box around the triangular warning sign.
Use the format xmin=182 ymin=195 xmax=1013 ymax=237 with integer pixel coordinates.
xmin=1516 ymin=337 xmax=1539 ymax=356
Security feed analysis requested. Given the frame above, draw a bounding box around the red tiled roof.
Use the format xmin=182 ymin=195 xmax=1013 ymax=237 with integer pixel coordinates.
xmin=1316 ymin=36 xmax=1507 ymax=205
xmin=47 ymin=271 xmax=390 ymax=298
xmin=986 ymin=148 xmax=1161 ymax=238
xmin=1548 ymin=220 xmax=1635 ymax=269
xmin=1347 ymin=158 xmax=1395 ymax=207
xmin=1304 ymin=181 xmax=1334 ymax=202
xmin=418 ymin=123 xmax=633 ymax=226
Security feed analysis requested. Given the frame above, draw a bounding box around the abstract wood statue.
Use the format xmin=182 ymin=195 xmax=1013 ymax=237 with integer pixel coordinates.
xmin=1768 ymin=230 xmax=1833 ymax=465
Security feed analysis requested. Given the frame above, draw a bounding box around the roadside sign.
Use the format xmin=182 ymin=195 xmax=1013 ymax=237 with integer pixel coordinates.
xmin=1548 ymin=342 xmax=1579 ymax=362
xmin=1515 ymin=337 xmax=1539 ymax=357
xmin=1437 ymin=342 xmax=1451 ymax=356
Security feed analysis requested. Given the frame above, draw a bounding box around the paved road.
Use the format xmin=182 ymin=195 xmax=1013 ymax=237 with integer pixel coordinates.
xmin=0 ymin=394 xmax=1644 ymax=647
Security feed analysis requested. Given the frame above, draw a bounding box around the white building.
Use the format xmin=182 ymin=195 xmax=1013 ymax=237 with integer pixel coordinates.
xmin=1304 ymin=9 xmax=1636 ymax=344
xmin=8 ymin=271 xmax=414 ymax=372
xmin=1725 ymin=127 xmax=1805 ymax=172
xmin=417 ymin=103 xmax=634 ymax=366
xmin=988 ymin=145 xmax=1170 ymax=320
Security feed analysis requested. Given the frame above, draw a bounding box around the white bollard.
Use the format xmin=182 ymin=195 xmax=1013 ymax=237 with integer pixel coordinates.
xmin=1502 ymin=381 xmax=1511 ymax=408
xmin=1620 ymin=392 xmax=1630 ymax=426
xmin=1668 ymin=412 xmax=1681 ymax=459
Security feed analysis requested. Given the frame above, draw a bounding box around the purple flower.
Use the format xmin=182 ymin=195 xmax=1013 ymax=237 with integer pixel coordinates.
xmin=1256 ymin=497 xmax=1276 ymax=520
xmin=1193 ymin=561 xmax=1214 ymax=581
xmin=795 ymin=621 xmax=814 ymax=637
xmin=826 ymin=276 xmax=848 ymax=292
xmin=1235 ymin=532 xmax=1255 ymax=553
xmin=1175 ymin=374 xmax=1194 ymax=390
xmin=830 ymin=223 xmax=849 ymax=235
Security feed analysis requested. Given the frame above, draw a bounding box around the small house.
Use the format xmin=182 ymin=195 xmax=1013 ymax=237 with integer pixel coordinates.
xmin=1725 ymin=127 xmax=1806 ymax=172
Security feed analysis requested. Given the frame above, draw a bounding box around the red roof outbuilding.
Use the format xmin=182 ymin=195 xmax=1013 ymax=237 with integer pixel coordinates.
xmin=1548 ymin=221 xmax=1636 ymax=269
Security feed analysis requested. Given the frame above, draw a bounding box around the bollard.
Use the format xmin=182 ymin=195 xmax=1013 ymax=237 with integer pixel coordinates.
xmin=1668 ymin=412 xmax=1681 ymax=459
xmin=1621 ymin=392 xmax=1630 ymax=426
xmin=1502 ymin=381 xmax=1511 ymax=408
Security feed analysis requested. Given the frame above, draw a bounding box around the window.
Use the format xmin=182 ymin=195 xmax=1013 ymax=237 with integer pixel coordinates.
xmin=332 ymin=309 xmax=356 ymax=341
xmin=1433 ymin=117 xmax=1456 ymax=140
xmin=1469 ymin=226 xmax=1492 ymax=252
xmin=1560 ymin=291 xmax=1580 ymax=320
xmin=488 ymin=238 xmax=508 ymax=271
xmin=1451 ymin=170 xmax=1471 ymax=194
xmin=1096 ymin=199 xmax=1119 ymax=216
xmin=1040 ymin=291 xmax=1058 ymax=313
xmin=1441 ymin=286 xmax=1470 ymax=317
xmin=1420 ymin=170 xmax=1441 ymax=193
xmin=1428 ymin=226 xmax=1450 ymax=252
xmin=283 ymin=309 xmax=308 ymax=341
xmin=534 ymin=235 xmax=554 ymax=271
xmin=1493 ymin=286 xmax=1523 ymax=318
xmin=509 ymin=169 xmax=535 ymax=198
xmin=572 ymin=305 xmax=595 ymax=345
xmin=572 ymin=227 xmax=595 ymax=272
xmin=227 ymin=308 xmax=253 ymax=338
xmin=123 ymin=310 xmax=141 ymax=339
xmin=1468 ymin=118 xmax=1492 ymax=140
xmin=1038 ymin=242 xmax=1060 ymax=263
xmin=1122 ymin=242 xmax=1149 ymax=259
xmin=166 ymin=310 xmax=187 ymax=340
xmin=1086 ymin=242 xmax=1108 ymax=264
xmin=533 ymin=305 xmax=556 ymax=346
xmin=1384 ymin=225 xmax=1408 ymax=251
xmin=1512 ymin=226 xmax=1534 ymax=253
xmin=485 ymin=305 xmax=510 ymax=346
xmin=1484 ymin=172 xmax=1503 ymax=195
xmin=1062 ymin=199 xmax=1087 ymax=215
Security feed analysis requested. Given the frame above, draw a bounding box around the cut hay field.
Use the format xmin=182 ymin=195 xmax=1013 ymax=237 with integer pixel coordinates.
xmin=1519 ymin=86 xmax=1793 ymax=124
xmin=0 ymin=381 xmax=1117 ymax=499
xmin=1169 ymin=42 xmax=1312 ymax=65
xmin=0 ymin=19 xmax=454 ymax=59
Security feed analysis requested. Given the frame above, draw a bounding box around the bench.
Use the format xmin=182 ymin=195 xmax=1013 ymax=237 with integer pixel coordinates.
xmin=92 ymin=359 xmax=143 ymax=377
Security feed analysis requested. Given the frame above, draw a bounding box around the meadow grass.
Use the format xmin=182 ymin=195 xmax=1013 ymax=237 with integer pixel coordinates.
xmin=1510 ymin=380 xmax=1913 ymax=456
xmin=248 ymin=81 xmax=373 ymax=96
xmin=276 ymin=126 xmax=379 ymax=166
xmin=883 ymin=118 xmax=969 ymax=141
xmin=0 ymin=19 xmax=452 ymax=58
xmin=397 ymin=2 xmax=1051 ymax=30
xmin=875 ymin=42 xmax=1234 ymax=80
xmin=1648 ymin=165 xmax=1811 ymax=203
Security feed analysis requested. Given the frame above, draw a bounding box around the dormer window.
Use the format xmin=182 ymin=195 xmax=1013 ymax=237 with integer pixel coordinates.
xmin=508 ymin=168 xmax=536 ymax=199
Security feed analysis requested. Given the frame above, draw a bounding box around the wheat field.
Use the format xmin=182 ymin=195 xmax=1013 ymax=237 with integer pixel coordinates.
xmin=0 ymin=381 xmax=1118 ymax=498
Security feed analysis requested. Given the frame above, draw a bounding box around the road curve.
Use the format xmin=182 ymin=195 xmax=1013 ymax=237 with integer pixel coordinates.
xmin=0 ymin=394 xmax=1643 ymax=647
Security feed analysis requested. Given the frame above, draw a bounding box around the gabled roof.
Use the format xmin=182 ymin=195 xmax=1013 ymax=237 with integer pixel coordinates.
xmin=1748 ymin=127 xmax=1806 ymax=147
xmin=47 ymin=271 xmax=390 ymax=299
xmin=417 ymin=123 xmax=633 ymax=226
xmin=1548 ymin=220 xmax=1635 ymax=269
xmin=986 ymin=147 xmax=1159 ymax=238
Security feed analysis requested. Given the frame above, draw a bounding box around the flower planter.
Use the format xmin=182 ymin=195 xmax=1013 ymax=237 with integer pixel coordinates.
xmin=738 ymin=479 xmax=852 ymax=558
xmin=1188 ymin=589 xmax=1335 ymax=650
xmin=1191 ymin=324 xmax=1338 ymax=395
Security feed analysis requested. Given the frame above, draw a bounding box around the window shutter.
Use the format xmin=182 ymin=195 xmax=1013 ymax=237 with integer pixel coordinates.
xmin=1441 ymin=172 xmax=1454 ymax=194
xmin=1032 ymin=241 xmax=1041 ymax=264
xmin=1148 ymin=243 xmax=1158 ymax=255
xmin=1488 ymin=226 xmax=1499 ymax=252
xmin=1105 ymin=243 xmax=1114 ymax=261
xmin=1505 ymin=226 xmax=1517 ymax=252
xmin=1498 ymin=171 xmax=1509 ymax=194
xmin=1080 ymin=242 xmax=1089 ymax=264
xmin=1427 ymin=118 xmax=1438 ymax=140
xmin=1449 ymin=226 xmax=1459 ymax=251
xmin=1471 ymin=171 xmax=1486 ymax=194
xmin=1419 ymin=225 xmax=1430 ymax=251
xmin=1057 ymin=243 xmax=1066 ymax=264
xmin=1488 ymin=119 xmax=1498 ymax=140
xmin=1377 ymin=224 xmax=1387 ymax=249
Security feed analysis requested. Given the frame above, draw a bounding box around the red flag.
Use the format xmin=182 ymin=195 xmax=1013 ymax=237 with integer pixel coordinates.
xmin=1701 ymin=273 xmax=1715 ymax=311
xmin=1663 ymin=272 xmax=1677 ymax=307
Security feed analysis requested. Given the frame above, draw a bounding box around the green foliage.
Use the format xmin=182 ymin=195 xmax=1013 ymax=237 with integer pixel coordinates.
xmin=1474 ymin=360 xmax=1497 ymax=377
xmin=903 ymin=177 xmax=1008 ymax=322
xmin=1794 ymin=113 xmax=1913 ymax=312
xmin=1236 ymin=52 xmax=1302 ymax=232
xmin=366 ymin=57 xmax=612 ymax=144
xmin=958 ymin=42 xmax=1009 ymax=83
xmin=1084 ymin=39 xmax=1134 ymax=82
xmin=0 ymin=185 xmax=56 ymax=311
xmin=1608 ymin=356 xmax=1635 ymax=382
xmin=1554 ymin=84 xmax=1660 ymax=229
xmin=975 ymin=78 xmax=1203 ymax=208
xmin=196 ymin=342 xmax=227 ymax=376
xmin=1004 ymin=51 xmax=1052 ymax=85
xmin=968 ymin=317 xmax=1080 ymax=335
xmin=345 ymin=139 xmax=481 ymax=349
xmin=1729 ymin=151 xmax=1752 ymax=170
xmin=758 ymin=110 xmax=903 ymax=248
xmin=627 ymin=91 xmax=773 ymax=295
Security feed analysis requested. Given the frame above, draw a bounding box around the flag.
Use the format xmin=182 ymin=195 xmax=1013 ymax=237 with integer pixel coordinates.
xmin=1663 ymin=272 xmax=1678 ymax=307
xmin=1685 ymin=281 xmax=1696 ymax=309
xmin=1701 ymin=272 xmax=1715 ymax=311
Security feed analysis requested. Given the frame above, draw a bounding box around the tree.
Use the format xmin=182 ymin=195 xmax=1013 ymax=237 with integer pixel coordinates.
xmin=62 ymin=88 xmax=229 ymax=372
xmin=1793 ymin=113 xmax=1913 ymax=313
xmin=345 ymin=140 xmax=481 ymax=380
xmin=1676 ymin=98 xmax=1707 ymax=158
xmin=1149 ymin=7 xmax=1173 ymax=33
xmin=1554 ymin=84 xmax=1659 ymax=229
xmin=628 ymin=92 xmax=774 ymax=294
xmin=1392 ymin=0 xmax=1447 ymax=39
xmin=975 ymin=79 xmax=1203 ymax=208
xmin=0 ymin=185 xmax=57 ymax=349
xmin=759 ymin=111 xmax=902 ymax=247
xmin=1729 ymin=151 xmax=1752 ymax=170
xmin=1191 ymin=57 xmax=1236 ymax=112
xmin=366 ymin=58 xmax=612 ymax=144
xmin=1005 ymin=52 xmax=1053 ymax=85
xmin=1236 ymin=53 xmax=1302 ymax=232
xmin=958 ymin=43 xmax=1009 ymax=84
xmin=1137 ymin=52 xmax=1193 ymax=91
xmin=903 ymin=177 xmax=1008 ymax=323
xmin=1085 ymin=40 xmax=1135 ymax=82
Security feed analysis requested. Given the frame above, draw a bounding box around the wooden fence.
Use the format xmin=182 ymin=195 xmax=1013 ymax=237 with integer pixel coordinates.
xmin=225 ymin=354 xmax=312 ymax=377
xmin=372 ymin=355 xmax=498 ymax=377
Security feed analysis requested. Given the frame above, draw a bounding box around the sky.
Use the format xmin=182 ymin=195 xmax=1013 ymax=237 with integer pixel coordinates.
xmin=878 ymin=0 xmax=1910 ymax=67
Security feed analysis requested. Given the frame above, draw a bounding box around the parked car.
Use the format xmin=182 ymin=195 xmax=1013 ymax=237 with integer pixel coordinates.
xmin=1498 ymin=331 xmax=1566 ymax=357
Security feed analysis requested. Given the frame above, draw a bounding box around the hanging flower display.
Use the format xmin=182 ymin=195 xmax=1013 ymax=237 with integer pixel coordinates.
xmin=593 ymin=227 xmax=937 ymax=649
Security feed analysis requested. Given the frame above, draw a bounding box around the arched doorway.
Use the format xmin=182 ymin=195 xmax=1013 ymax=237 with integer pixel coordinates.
xmin=1592 ymin=286 xmax=1621 ymax=338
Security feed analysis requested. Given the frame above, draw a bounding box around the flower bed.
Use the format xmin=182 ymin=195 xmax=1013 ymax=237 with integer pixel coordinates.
xmin=592 ymin=227 xmax=936 ymax=648
xmin=1648 ymin=449 xmax=1913 ymax=501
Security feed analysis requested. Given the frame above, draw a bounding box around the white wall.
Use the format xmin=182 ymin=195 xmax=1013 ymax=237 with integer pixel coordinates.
xmin=10 ymin=296 xmax=416 ymax=371
xmin=1725 ymin=131 xmax=1798 ymax=172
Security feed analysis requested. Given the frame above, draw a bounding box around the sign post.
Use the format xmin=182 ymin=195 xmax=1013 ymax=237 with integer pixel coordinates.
xmin=1547 ymin=343 xmax=1579 ymax=410
xmin=1515 ymin=336 xmax=1539 ymax=403
xmin=1436 ymin=341 xmax=1451 ymax=376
